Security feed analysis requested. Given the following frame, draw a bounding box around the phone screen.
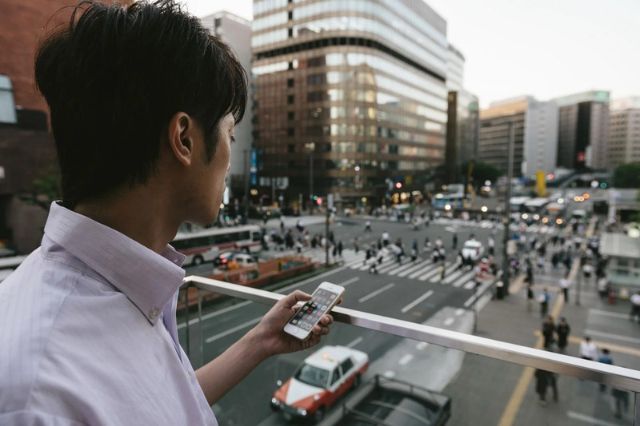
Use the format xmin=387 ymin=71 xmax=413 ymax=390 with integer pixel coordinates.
xmin=288 ymin=288 xmax=339 ymax=332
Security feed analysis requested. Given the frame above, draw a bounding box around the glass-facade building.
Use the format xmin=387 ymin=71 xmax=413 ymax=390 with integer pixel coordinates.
xmin=251 ymin=0 xmax=448 ymax=207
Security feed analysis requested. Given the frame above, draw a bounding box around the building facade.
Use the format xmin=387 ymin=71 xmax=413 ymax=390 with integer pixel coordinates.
xmin=200 ymin=12 xmax=253 ymax=203
xmin=251 ymin=0 xmax=449 ymax=207
xmin=608 ymin=97 xmax=640 ymax=169
xmin=554 ymin=90 xmax=610 ymax=171
xmin=444 ymin=44 xmax=478 ymax=184
xmin=478 ymin=97 xmax=558 ymax=178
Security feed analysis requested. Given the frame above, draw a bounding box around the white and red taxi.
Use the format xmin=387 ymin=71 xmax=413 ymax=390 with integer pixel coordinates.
xmin=271 ymin=345 xmax=369 ymax=422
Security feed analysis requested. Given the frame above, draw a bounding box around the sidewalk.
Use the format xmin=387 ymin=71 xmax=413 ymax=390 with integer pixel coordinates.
xmin=444 ymin=224 xmax=639 ymax=425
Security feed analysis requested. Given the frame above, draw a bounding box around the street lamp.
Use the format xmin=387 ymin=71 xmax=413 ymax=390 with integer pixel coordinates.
xmin=354 ymin=165 xmax=361 ymax=190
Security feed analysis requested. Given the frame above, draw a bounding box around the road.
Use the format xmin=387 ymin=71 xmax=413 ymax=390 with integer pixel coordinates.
xmin=178 ymin=216 xmax=558 ymax=425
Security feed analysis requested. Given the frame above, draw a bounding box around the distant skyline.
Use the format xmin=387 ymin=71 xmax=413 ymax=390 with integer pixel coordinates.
xmin=182 ymin=0 xmax=640 ymax=107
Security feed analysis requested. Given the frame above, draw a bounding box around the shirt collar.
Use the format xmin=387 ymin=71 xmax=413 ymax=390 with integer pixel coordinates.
xmin=43 ymin=202 xmax=186 ymax=325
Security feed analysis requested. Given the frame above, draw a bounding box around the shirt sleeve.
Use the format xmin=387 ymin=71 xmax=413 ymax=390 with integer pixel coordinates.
xmin=0 ymin=411 xmax=87 ymax=426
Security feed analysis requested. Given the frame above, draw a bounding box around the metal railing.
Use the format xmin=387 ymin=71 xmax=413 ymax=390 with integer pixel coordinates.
xmin=182 ymin=275 xmax=640 ymax=423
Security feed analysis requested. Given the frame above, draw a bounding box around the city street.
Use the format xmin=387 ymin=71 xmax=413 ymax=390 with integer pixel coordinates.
xmin=178 ymin=215 xmax=558 ymax=425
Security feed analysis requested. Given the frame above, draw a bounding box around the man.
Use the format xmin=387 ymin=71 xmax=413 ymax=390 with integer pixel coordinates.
xmin=539 ymin=288 xmax=550 ymax=317
xmin=579 ymin=336 xmax=598 ymax=361
xmin=541 ymin=315 xmax=556 ymax=349
xmin=0 ymin=2 xmax=334 ymax=425
xmin=630 ymin=290 xmax=640 ymax=323
xmin=598 ymin=348 xmax=613 ymax=392
xmin=556 ymin=317 xmax=571 ymax=354
xmin=559 ymin=273 xmax=572 ymax=302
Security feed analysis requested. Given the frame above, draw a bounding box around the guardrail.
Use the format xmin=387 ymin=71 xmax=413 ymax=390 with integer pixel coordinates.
xmin=183 ymin=275 xmax=640 ymax=393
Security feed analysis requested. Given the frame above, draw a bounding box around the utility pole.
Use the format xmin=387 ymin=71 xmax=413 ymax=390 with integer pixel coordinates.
xmin=305 ymin=142 xmax=315 ymax=214
xmin=325 ymin=194 xmax=333 ymax=266
xmin=501 ymin=122 xmax=515 ymax=297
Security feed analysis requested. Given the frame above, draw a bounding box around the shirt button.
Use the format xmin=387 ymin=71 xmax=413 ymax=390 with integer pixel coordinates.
xmin=149 ymin=307 xmax=161 ymax=319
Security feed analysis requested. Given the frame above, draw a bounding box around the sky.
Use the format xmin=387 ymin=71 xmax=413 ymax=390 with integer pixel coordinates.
xmin=182 ymin=0 xmax=640 ymax=107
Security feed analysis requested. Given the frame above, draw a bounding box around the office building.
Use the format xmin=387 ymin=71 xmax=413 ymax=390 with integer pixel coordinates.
xmin=478 ymin=97 xmax=558 ymax=177
xmin=608 ymin=97 xmax=640 ymax=169
xmin=554 ymin=90 xmax=610 ymax=170
xmin=251 ymin=0 xmax=449 ymax=206
xmin=444 ymin=44 xmax=479 ymax=184
xmin=200 ymin=11 xmax=253 ymax=201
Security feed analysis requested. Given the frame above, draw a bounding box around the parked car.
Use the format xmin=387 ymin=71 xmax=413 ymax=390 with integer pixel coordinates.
xmin=213 ymin=251 xmax=239 ymax=267
xmin=335 ymin=375 xmax=451 ymax=426
xmin=226 ymin=253 xmax=257 ymax=270
xmin=271 ymin=345 xmax=369 ymax=422
xmin=461 ymin=240 xmax=484 ymax=263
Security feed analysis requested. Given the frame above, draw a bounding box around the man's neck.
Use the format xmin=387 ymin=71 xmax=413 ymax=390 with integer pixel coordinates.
xmin=74 ymin=187 xmax=180 ymax=254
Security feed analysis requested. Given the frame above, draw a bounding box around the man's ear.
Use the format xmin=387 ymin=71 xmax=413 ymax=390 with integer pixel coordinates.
xmin=168 ymin=112 xmax=194 ymax=167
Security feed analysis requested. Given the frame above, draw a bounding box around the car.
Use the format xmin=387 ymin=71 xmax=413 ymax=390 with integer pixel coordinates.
xmin=335 ymin=375 xmax=451 ymax=426
xmin=227 ymin=253 xmax=257 ymax=269
xmin=271 ymin=345 xmax=369 ymax=422
xmin=213 ymin=251 xmax=239 ymax=267
xmin=461 ymin=239 xmax=484 ymax=263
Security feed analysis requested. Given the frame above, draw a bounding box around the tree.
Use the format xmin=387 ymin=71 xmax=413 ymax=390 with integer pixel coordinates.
xmin=613 ymin=163 xmax=640 ymax=188
xmin=461 ymin=161 xmax=503 ymax=189
xmin=20 ymin=166 xmax=62 ymax=211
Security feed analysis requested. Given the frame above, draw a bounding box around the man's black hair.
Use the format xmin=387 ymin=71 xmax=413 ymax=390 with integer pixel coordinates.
xmin=35 ymin=0 xmax=247 ymax=207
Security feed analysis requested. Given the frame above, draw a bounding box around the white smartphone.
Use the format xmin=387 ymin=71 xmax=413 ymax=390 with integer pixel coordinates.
xmin=283 ymin=281 xmax=345 ymax=340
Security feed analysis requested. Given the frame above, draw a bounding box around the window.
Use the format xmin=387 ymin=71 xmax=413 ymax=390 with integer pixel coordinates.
xmin=287 ymin=111 xmax=295 ymax=120
xmin=288 ymin=28 xmax=293 ymax=38
xmin=288 ymin=11 xmax=293 ymax=20
xmin=287 ymin=78 xmax=294 ymax=88
xmin=287 ymin=127 xmax=294 ymax=137
xmin=330 ymin=368 xmax=341 ymax=386
xmin=288 ymin=144 xmax=295 ymax=153
xmin=339 ymin=358 xmax=354 ymax=374
xmin=287 ymin=95 xmax=294 ymax=104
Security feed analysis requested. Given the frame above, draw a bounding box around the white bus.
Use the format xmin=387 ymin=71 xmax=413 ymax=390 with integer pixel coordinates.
xmin=172 ymin=225 xmax=262 ymax=266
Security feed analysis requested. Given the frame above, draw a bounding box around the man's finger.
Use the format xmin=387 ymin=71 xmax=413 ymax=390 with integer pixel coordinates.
xmin=283 ymin=290 xmax=311 ymax=308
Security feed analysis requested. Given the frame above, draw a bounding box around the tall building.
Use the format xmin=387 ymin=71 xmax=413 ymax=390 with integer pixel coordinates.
xmin=608 ymin=97 xmax=640 ymax=169
xmin=554 ymin=90 xmax=610 ymax=170
xmin=251 ymin=0 xmax=449 ymax=207
xmin=200 ymin=11 xmax=253 ymax=202
xmin=444 ymin=44 xmax=478 ymax=184
xmin=478 ymin=97 xmax=558 ymax=177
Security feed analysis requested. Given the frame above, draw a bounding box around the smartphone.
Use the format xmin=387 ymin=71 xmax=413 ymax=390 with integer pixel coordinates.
xmin=283 ymin=281 xmax=345 ymax=340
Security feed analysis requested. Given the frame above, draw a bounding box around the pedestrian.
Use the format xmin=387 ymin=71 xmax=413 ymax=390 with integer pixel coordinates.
xmin=542 ymin=315 xmax=556 ymax=349
xmin=611 ymin=387 xmax=630 ymax=419
xmin=410 ymin=248 xmax=417 ymax=263
xmin=556 ymin=317 xmax=570 ymax=353
xmin=354 ymin=237 xmax=359 ymax=254
xmin=534 ymin=369 xmax=550 ymax=405
xmin=538 ymin=288 xmax=550 ymax=317
xmin=452 ymin=233 xmax=458 ymax=250
xmin=579 ymin=336 xmax=598 ymax=361
xmin=526 ymin=260 xmax=534 ymax=285
xmin=365 ymin=221 xmax=372 ymax=232
xmin=559 ymin=273 xmax=571 ymax=303
xmin=597 ymin=276 xmax=608 ymax=299
xmin=527 ymin=283 xmax=534 ymax=312
xmin=598 ymin=348 xmax=613 ymax=392
xmin=280 ymin=219 xmax=285 ymax=233
xmin=630 ymin=291 xmax=640 ymax=323
xmin=424 ymin=236 xmax=431 ymax=250
xmin=364 ymin=247 xmax=372 ymax=265
xmin=440 ymin=261 xmax=446 ymax=281
xmin=337 ymin=240 xmax=343 ymax=257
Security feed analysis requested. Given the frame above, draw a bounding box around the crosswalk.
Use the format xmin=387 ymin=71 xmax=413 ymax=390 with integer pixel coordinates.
xmin=350 ymin=256 xmax=482 ymax=288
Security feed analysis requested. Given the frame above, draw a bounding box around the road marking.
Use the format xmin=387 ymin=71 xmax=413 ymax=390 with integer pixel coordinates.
xmin=398 ymin=354 xmax=414 ymax=366
xmin=583 ymin=329 xmax=640 ymax=345
xmin=358 ymin=283 xmax=395 ymax=303
xmin=498 ymin=218 xmax=592 ymax=426
xmin=452 ymin=271 xmax=474 ymax=288
xmin=401 ymin=290 xmax=434 ymax=313
xmin=397 ymin=259 xmax=431 ymax=277
xmin=418 ymin=263 xmax=449 ymax=282
xmin=408 ymin=263 xmax=438 ymax=279
xmin=178 ymin=300 xmax=252 ymax=330
xmin=444 ymin=317 xmax=455 ymax=326
xmin=463 ymin=281 xmax=493 ymax=307
xmin=463 ymin=281 xmax=475 ymax=289
xmin=379 ymin=260 xmax=405 ymax=274
xmin=455 ymin=308 xmax=465 ymax=316
xmin=442 ymin=269 xmax=464 ymax=284
xmin=388 ymin=260 xmax=425 ymax=276
xmin=589 ymin=309 xmax=629 ymax=320
xmin=416 ymin=341 xmax=429 ymax=350
xmin=205 ymin=317 xmax=261 ymax=343
xmin=567 ymin=411 xmax=621 ymax=426
xmin=347 ymin=336 xmax=363 ymax=348
xmin=340 ymin=277 xmax=360 ymax=287
xmin=383 ymin=370 xmax=396 ymax=378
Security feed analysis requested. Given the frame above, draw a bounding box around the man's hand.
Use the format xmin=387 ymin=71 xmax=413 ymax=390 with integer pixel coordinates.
xmin=248 ymin=290 xmax=334 ymax=357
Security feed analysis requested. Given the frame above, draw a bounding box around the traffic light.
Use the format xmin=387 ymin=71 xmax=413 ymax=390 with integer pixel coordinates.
xmin=395 ymin=182 xmax=402 ymax=189
xmin=316 ymin=197 xmax=323 ymax=206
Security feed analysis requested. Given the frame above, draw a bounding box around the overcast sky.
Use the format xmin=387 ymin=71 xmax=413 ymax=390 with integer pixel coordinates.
xmin=182 ymin=0 xmax=640 ymax=107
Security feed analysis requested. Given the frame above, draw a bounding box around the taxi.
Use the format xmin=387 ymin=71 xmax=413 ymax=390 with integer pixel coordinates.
xmin=271 ymin=345 xmax=369 ymax=422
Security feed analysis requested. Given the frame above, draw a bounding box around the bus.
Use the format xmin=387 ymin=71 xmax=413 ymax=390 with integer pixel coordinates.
xmin=0 ymin=255 xmax=26 ymax=283
xmin=172 ymin=225 xmax=262 ymax=266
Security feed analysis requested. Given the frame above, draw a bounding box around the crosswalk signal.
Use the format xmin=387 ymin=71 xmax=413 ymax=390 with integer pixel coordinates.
xmin=316 ymin=197 xmax=323 ymax=206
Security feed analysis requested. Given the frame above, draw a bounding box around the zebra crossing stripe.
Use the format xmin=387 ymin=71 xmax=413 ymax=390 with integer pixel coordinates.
xmin=387 ymin=259 xmax=427 ymax=276
xmin=463 ymin=281 xmax=475 ymax=289
xmin=419 ymin=262 xmax=451 ymax=281
xmin=397 ymin=260 xmax=431 ymax=277
xmin=408 ymin=262 xmax=438 ymax=279
xmin=442 ymin=269 xmax=464 ymax=284
xmin=378 ymin=259 xmax=405 ymax=273
xmin=452 ymin=271 xmax=475 ymax=288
